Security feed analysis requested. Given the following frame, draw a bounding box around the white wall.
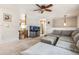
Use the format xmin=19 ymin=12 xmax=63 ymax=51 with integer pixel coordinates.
xmin=0 ymin=6 xmax=19 ymax=42
xmin=77 ymin=16 xmax=79 ymax=28
xmin=0 ymin=10 xmax=3 ymax=40
xmin=53 ymin=16 xmax=77 ymax=27
xmin=46 ymin=16 xmax=77 ymax=34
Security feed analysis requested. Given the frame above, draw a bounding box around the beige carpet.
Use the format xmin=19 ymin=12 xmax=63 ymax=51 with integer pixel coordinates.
xmin=0 ymin=37 xmax=41 ymax=55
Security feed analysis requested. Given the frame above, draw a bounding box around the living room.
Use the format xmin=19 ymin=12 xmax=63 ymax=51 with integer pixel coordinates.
xmin=0 ymin=4 xmax=79 ymax=55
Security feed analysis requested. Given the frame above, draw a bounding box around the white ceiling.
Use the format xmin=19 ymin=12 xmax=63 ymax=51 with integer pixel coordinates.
xmin=16 ymin=4 xmax=79 ymax=18
xmin=0 ymin=4 xmax=79 ymax=19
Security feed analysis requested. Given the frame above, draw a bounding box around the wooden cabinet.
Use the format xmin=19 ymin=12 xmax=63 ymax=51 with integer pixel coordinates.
xmin=19 ymin=30 xmax=28 ymax=39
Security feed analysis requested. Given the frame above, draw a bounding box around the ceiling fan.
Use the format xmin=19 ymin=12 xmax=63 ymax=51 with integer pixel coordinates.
xmin=34 ymin=4 xmax=53 ymax=14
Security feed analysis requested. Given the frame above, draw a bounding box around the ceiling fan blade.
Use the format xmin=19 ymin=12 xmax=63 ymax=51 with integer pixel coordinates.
xmin=36 ymin=4 xmax=41 ymax=8
xmin=34 ymin=9 xmax=40 ymax=11
xmin=46 ymin=4 xmax=53 ymax=8
xmin=34 ymin=10 xmax=38 ymax=11
xmin=45 ymin=9 xmax=52 ymax=12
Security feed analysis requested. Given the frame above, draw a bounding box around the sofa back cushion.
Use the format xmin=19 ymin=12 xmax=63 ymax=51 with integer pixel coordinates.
xmin=53 ymin=30 xmax=61 ymax=35
xmin=61 ymin=30 xmax=73 ymax=36
xmin=73 ymin=33 xmax=79 ymax=43
xmin=71 ymin=31 xmax=79 ymax=38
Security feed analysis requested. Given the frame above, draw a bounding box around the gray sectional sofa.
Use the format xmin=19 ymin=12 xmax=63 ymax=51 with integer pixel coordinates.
xmin=41 ymin=29 xmax=79 ymax=54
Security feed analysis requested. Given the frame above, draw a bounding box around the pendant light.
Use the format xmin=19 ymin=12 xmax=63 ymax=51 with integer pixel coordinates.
xmin=64 ymin=15 xmax=67 ymax=26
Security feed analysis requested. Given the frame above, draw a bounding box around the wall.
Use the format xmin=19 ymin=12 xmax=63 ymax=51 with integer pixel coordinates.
xmin=0 ymin=6 xmax=19 ymax=42
xmin=46 ymin=16 xmax=77 ymax=34
xmin=53 ymin=16 xmax=77 ymax=27
xmin=77 ymin=16 xmax=79 ymax=28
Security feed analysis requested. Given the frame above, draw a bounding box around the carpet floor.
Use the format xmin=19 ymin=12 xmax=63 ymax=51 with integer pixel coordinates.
xmin=0 ymin=37 xmax=41 ymax=55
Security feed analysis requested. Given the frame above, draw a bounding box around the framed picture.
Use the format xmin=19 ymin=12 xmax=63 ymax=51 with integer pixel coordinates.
xmin=3 ymin=13 xmax=12 ymax=22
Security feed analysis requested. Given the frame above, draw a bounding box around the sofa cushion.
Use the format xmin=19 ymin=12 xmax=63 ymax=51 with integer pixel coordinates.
xmin=73 ymin=33 xmax=79 ymax=43
xmin=71 ymin=31 xmax=79 ymax=39
xmin=61 ymin=30 xmax=73 ymax=36
xmin=21 ymin=42 xmax=79 ymax=55
xmin=41 ymin=36 xmax=57 ymax=45
xmin=56 ymin=40 xmax=79 ymax=53
xmin=46 ymin=33 xmax=60 ymax=37
xmin=59 ymin=36 xmax=73 ymax=43
xmin=53 ymin=30 xmax=61 ymax=35
xmin=76 ymin=40 xmax=79 ymax=49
